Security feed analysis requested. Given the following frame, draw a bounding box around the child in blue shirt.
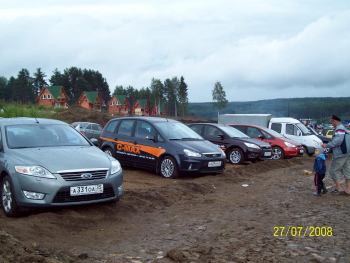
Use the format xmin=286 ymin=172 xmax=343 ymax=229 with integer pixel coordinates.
xmin=313 ymin=148 xmax=327 ymax=196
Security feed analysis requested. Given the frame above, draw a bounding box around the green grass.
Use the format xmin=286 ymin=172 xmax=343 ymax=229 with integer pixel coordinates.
xmin=0 ymin=102 xmax=57 ymax=119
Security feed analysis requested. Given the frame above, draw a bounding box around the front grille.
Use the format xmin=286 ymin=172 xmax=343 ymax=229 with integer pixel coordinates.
xmin=203 ymin=153 xmax=222 ymax=158
xmin=53 ymin=184 xmax=115 ymax=203
xmin=58 ymin=169 xmax=108 ymax=181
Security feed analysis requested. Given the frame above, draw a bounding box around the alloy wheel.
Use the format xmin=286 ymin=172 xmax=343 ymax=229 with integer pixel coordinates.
xmin=161 ymin=159 xmax=175 ymax=178
xmin=272 ymin=148 xmax=283 ymax=160
xmin=230 ymin=150 xmax=241 ymax=164
xmin=2 ymin=180 xmax=12 ymax=213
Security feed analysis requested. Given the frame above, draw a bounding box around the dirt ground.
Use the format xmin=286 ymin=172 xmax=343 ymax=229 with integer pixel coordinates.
xmin=1 ymin=157 xmax=350 ymax=263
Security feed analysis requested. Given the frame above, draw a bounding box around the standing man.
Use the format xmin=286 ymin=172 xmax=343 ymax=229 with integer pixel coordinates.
xmin=323 ymin=115 xmax=350 ymax=193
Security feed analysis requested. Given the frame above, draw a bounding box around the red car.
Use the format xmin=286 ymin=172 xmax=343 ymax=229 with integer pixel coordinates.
xmin=230 ymin=124 xmax=304 ymax=160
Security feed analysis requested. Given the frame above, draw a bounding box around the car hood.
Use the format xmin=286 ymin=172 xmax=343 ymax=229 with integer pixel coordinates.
xmin=7 ymin=146 xmax=112 ymax=173
xmin=234 ymin=137 xmax=271 ymax=147
xmin=277 ymin=137 xmax=301 ymax=146
xmin=171 ymin=140 xmax=221 ymax=154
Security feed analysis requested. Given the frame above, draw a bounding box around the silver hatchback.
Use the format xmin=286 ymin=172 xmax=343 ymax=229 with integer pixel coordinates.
xmin=0 ymin=118 xmax=123 ymax=217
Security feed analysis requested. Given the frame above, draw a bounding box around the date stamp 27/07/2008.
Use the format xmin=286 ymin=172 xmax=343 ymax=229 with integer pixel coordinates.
xmin=273 ymin=226 xmax=333 ymax=237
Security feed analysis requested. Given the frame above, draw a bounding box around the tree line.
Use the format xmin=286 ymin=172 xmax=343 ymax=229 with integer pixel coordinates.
xmin=0 ymin=67 xmax=111 ymax=104
xmin=0 ymin=68 xmax=194 ymax=117
xmin=113 ymin=76 xmax=189 ymax=117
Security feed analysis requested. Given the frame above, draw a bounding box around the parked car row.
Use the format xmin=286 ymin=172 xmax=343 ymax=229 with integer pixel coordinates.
xmin=0 ymin=115 xmax=310 ymax=217
xmin=219 ymin=114 xmax=323 ymax=155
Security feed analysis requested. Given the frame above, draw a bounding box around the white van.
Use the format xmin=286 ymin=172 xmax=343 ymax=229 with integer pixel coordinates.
xmin=269 ymin=118 xmax=323 ymax=155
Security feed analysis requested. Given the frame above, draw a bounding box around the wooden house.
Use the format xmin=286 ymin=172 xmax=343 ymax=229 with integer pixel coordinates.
xmin=78 ymin=91 xmax=104 ymax=111
xmin=108 ymin=95 xmax=128 ymax=115
xmin=37 ymin=86 xmax=69 ymax=108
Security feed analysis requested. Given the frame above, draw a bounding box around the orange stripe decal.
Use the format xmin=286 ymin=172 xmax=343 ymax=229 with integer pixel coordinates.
xmin=101 ymin=137 xmax=166 ymax=157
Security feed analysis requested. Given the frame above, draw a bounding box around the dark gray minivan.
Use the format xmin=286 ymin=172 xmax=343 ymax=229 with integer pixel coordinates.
xmin=0 ymin=118 xmax=123 ymax=217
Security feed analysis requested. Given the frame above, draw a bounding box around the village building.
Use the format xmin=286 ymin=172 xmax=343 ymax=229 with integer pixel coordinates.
xmin=78 ymin=91 xmax=104 ymax=111
xmin=37 ymin=86 xmax=69 ymax=108
xmin=108 ymin=95 xmax=129 ymax=115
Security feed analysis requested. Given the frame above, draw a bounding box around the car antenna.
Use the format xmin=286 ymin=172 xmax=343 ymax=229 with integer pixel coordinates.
xmin=35 ymin=117 xmax=39 ymax=124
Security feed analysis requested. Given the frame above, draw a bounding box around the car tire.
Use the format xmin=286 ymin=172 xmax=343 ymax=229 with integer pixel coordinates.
xmin=272 ymin=146 xmax=285 ymax=160
xmin=228 ymin=148 xmax=244 ymax=164
xmin=1 ymin=175 xmax=21 ymax=217
xmin=159 ymin=156 xmax=179 ymax=179
xmin=103 ymin=146 xmax=114 ymax=157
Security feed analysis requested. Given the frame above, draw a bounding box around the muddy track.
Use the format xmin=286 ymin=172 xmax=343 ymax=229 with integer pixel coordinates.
xmin=1 ymin=157 xmax=349 ymax=263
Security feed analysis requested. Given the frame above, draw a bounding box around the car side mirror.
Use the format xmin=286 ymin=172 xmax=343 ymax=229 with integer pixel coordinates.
xmin=258 ymin=135 xmax=264 ymax=139
xmin=90 ymin=138 xmax=99 ymax=146
xmin=297 ymin=130 xmax=302 ymax=136
xmin=217 ymin=134 xmax=225 ymax=140
xmin=147 ymin=134 xmax=158 ymax=143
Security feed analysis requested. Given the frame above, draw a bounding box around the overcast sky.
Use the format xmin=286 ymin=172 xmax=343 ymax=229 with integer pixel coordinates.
xmin=0 ymin=0 xmax=349 ymax=102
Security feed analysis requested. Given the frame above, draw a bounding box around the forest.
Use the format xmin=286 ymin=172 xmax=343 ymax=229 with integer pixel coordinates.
xmin=188 ymin=97 xmax=350 ymax=121
xmin=0 ymin=68 xmax=189 ymax=117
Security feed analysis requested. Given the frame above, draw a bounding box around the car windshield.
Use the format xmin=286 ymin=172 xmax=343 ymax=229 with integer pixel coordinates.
xmin=307 ymin=127 xmax=318 ymax=135
xmin=296 ymin=123 xmax=311 ymax=135
xmin=263 ymin=127 xmax=284 ymax=138
xmin=6 ymin=124 xmax=91 ymax=149
xmin=154 ymin=122 xmax=203 ymax=140
xmin=220 ymin=126 xmax=249 ymax=138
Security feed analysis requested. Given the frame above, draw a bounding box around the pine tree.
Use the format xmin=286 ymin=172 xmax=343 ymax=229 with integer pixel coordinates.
xmin=164 ymin=78 xmax=178 ymax=116
xmin=0 ymin=77 xmax=7 ymax=101
xmin=177 ymin=76 xmax=188 ymax=117
xmin=33 ymin=68 xmax=47 ymax=96
xmin=14 ymin=69 xmax=35 ymax=103
xmin=150 ymin=78 xmax=165 ymax=115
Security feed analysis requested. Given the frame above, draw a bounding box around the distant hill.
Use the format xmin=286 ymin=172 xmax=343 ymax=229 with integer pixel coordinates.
xmin=188 ymin=97 xmax=350 ymax=121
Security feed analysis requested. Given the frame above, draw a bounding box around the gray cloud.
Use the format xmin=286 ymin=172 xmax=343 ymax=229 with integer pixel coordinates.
xmin=0 ymin=0 xmax=349 ymax=101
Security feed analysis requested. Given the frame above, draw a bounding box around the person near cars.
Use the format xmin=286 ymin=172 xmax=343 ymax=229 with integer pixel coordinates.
xmin=322 ymin=115 xmax=350 ymax=194
xmin=313 ymin=148 xmax=327 ymax=196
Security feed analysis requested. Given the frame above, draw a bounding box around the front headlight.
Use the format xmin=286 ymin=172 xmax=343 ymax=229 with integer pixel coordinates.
xmin=284 ymin=142 xmax=296 ymax=148
xmin=110 ymin=160 xmax=122 ymax=174
xmin=15 ymin=166 xmax=56 ymax=179
xmin=184 ymin=149 xmax=202 ymax=157
xmin=244 ymin=143 xmax=260 ymax=149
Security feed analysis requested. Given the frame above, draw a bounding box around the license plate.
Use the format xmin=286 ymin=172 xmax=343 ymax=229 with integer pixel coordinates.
xmin=208 ymin=161 xmax=222 ymax=167
xmin=264 ymin=152 xmax=272 ymax=157
xmin=70 ymin=184 xmax=104 ymax=196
